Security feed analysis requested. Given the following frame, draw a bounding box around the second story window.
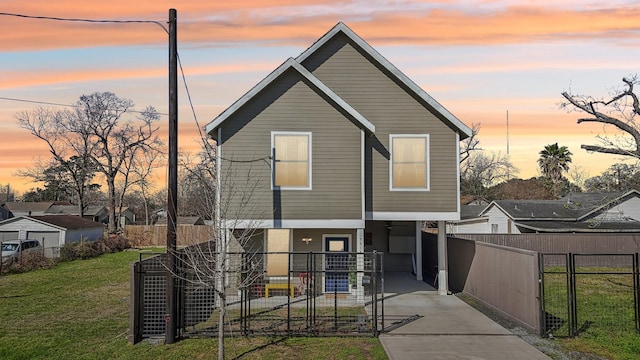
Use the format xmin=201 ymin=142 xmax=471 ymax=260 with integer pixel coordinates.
xmin=390 ymin=134 xmax=429 ymax=191
xmin=272 ymin=131 xmax=312 ymax=190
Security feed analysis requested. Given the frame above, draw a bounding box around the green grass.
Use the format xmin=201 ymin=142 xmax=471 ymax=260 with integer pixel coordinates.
xmin=542 ymin=267 xmax=640 ymax=360
xmin=0 ymin=250 xmax=386 ymax=360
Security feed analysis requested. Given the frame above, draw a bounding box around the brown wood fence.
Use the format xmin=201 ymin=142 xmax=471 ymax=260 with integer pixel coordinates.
xmin=124 ymin=225 xmax=213 ymax=247
xmin=453 ymin=233 xmax=640 ymax=254
xmin=447 ymin=237 xmax=541 ymax=333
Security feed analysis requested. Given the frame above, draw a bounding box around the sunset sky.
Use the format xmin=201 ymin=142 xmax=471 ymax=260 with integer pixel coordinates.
xmin=2 ymin=0 xmax=640 ymax=194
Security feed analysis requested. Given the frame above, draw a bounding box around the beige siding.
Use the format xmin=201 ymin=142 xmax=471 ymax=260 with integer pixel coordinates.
xmin=304 ymin=36 xmax=458 ymax=214
xmin=219 ymin=70 xmax=362 ymax=221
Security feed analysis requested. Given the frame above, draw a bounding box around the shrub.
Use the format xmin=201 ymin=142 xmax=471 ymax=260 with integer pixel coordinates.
xmin=59 ymin=235 xmax=131 ymax=262
xmin=103 ymin=234 xmax=131 ymax=253
xmin=2 ymin=252 xmax=55 ymax=274
xmin=60 ymin=241 xmax=100 ymax=261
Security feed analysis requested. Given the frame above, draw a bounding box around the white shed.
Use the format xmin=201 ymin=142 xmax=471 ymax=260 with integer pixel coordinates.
xmin=0 ymin=215 xmax=105 ymax=257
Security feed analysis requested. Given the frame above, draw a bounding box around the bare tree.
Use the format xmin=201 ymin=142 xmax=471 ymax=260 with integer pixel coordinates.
xmin=567 ymin=165 xmax=589 ymax=192
xmin=584 ymin=162 xmax=640 ymax=192
xmin=460 ymin=122 xmax=481 ymax=164
xmin=116 ymin=146 xmax=164 ymax=228
xmin=177 ymin=139 xmax=217 ymax=218
xmin=561 ymin=75 xmax=640 ymax=159
xmin=17 ymin=107 xmax=99 ymax=216
xmin=17 ymin=92 xmax=162 ymax=233
xmin=130 ymin=150 xmax=164 ymax=226
xmin=461 ymin=151 xmax=518 ymax=199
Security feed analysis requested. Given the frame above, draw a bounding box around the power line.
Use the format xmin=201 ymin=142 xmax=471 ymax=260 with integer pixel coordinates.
xmin=1 ymin=11 xmax=208 ymax=140
xmin=0 ymin=12 xmax=168 ymax=33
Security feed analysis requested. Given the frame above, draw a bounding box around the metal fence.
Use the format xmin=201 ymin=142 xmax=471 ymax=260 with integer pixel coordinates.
xmin=539 ymin=253 xmax=640 ymax=338
xmin=129 ymin=248 xmax=384 ymax=343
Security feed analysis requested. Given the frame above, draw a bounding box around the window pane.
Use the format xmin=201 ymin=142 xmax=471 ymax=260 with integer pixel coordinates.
xmin=273 ymin=133 xmax=310 ymax=188
xmin=275 ymin=162 xmax=308 ymax=187
xmin=392 ymin=136 xmax=427 ymax=188
xmin=275 ymin=135 xmax=308 ymax=161
xmin=393 ymin=163 xmax=427 ymax=187
xmin=393 ymin=137 xmax=425 ymax=163
xmin=328 ymin=239 xmax=346 ymax=252
xmin=267 ymin=229 xmax=289 ymax=276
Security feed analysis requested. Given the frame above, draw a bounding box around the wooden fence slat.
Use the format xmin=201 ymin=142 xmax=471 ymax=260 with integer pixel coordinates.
xmin=124 ymin=225 xmax=214 ymax=247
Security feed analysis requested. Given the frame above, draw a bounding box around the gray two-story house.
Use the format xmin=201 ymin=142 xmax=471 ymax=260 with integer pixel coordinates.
xmin=205 ymin=22 xmax=471 ymax=295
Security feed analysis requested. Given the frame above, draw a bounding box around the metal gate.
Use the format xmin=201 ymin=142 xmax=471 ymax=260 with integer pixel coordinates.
xmin=539 ymin=253 xmax=640 ymax=338
xmin=130 ymin=249 xmax=384 ymax=343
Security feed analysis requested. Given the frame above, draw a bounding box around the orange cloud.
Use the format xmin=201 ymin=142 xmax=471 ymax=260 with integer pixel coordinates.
xmin=1 ymin=61 xmax=277 ymax=90
xmin=2 ymin=3 xmax=640 ymax=51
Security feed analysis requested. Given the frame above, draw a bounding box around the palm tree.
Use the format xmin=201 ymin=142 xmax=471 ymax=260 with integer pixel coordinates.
xmin=538 ymin=143 xmax=573 ymax=197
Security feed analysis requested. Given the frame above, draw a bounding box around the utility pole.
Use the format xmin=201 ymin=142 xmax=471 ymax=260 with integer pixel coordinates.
xmin=165 ymin=8 xmax=178 ymax=345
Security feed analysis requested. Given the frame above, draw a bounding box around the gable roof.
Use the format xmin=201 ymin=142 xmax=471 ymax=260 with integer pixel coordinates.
xmin=30 ymin=215 xmax=104 ymax=230
xmin=205 ymin=22 xmax=471 ymax=139
xmin=205 ymin=57 xmax=375 ymax=136
xmin=484 ymin=191 xmax=640 ymax=222
xmin=46 ymin=205 xmax=107 ymax=217
xmin=485 ymin=200 xmax=580 ymax=221
xmin=3 ymin=201 xmax=70 ymax=213
xmin=296 ymin=22 xmax=471 ymax=139
xmin=567 ymin=190 xmax=640 ymax=221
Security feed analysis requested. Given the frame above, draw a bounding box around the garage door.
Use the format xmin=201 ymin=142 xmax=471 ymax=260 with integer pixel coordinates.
xmin=27 ymin=231 xmax=60 ymax=248
xmin=0 ymin=231 xmax=19 ymax=242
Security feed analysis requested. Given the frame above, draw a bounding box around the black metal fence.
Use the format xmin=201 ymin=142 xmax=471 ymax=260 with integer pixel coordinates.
xmin=129 ymin=249 xmax=384 ymax=343
xmin=539 ymin=253 xmax=640 ymax=338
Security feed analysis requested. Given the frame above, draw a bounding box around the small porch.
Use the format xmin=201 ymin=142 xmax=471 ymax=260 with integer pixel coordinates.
xmin=256 ymin=220 xmax=449 ymax=296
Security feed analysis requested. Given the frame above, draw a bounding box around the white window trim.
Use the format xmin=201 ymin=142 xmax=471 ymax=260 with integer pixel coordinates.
xmin=389 ymin=134 xmax=430 ymax=191
xmin=271 ymin=131 xmax=312 ymax=190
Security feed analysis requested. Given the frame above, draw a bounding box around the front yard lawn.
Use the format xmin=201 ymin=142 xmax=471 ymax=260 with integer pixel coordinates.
xmin=0 ymin=250 xmax=386 ymax=360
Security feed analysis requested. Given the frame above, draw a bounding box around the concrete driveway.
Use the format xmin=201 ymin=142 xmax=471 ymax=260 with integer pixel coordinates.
xmin=378 ymin=272 xmax=550 ymax=360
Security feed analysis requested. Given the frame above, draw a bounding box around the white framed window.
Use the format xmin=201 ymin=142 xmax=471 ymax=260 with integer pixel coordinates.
xmin=390 ymin=134 xmax=429 ymax=191
xmin=272 ymin=131 xmax=312 ymax=190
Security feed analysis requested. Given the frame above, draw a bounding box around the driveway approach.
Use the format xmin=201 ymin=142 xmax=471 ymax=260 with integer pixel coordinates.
xmin=379 ymin=273 xmax=550 ymax=360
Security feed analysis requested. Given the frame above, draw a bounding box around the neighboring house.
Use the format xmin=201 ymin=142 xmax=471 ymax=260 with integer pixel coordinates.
xmin=0 ymin=204 xmax=13 ymax=221
xmin=3 ymin=201 xmax=72 ymax=217
xmin=112 ymin=207 xmax=136 ymax=227
xmin=448 ymin=190 xmax=640 ymax=234
xmin=45 ymin=204 xmax=109 ymax=224
xmin=0 ymin=215 xmax=105 ymax=257
xmin=205 ymin=22 xmax=471 ymax=293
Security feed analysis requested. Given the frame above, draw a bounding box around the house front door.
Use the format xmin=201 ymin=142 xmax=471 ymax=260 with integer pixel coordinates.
xmin=325 ymin=236 xmax=349 ymax=292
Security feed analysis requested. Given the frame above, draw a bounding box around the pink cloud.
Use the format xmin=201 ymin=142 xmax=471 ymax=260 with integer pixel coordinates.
xmin=2 ymin=3 xmax=640 ymax=51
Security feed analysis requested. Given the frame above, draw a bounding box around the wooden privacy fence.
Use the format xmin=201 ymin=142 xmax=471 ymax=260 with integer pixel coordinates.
xmin=447 ymin=237 xmax=541 ymax=334
xmin=454 ymin=233 xmax=640 ymax=254
xmin=444 ymin=233 xmax=640 ymax=336
xmin=124 ymin=225 xmax=213 ymax=247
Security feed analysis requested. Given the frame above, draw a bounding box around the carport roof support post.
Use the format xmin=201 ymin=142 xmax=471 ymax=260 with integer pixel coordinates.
xmin=438 ymin=220 xmax=448 ymax=295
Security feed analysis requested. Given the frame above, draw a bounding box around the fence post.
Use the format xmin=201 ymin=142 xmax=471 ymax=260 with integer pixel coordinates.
xmin=287 ymin=251 xmax=291 ymax=336
xmin=635 ymin=253 xmax=640 ymax=334
xmin=372 ymin=251 xmax=379 ymax=335
xmin=568 ymin=253 xmax=577 ymax=338
xmin=128 ymin=260 xmax=141 ymax=344
xmin=538 ymin=253 xmax=545 ymax=337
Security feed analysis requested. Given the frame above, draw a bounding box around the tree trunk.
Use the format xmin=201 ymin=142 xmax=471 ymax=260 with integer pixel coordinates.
xmin=107 ymin=177 xmax=117 ymax=233
xmin=218 ymin=297 xmax=225 ymax=360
